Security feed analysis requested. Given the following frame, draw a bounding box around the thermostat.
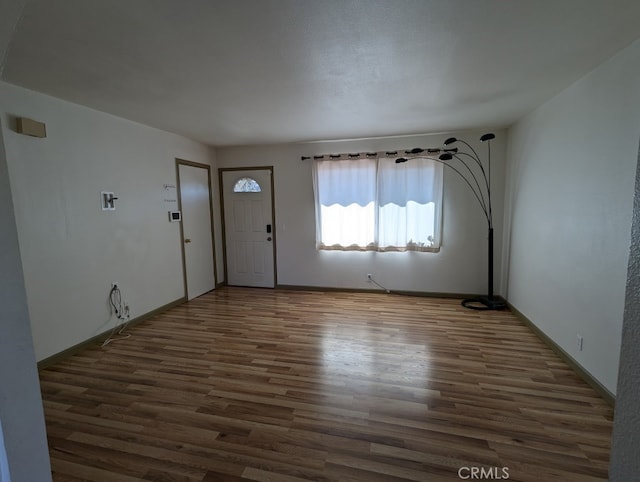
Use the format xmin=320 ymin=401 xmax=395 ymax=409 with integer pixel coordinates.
xmin=168 ymin=211 xmax=182 ymax=222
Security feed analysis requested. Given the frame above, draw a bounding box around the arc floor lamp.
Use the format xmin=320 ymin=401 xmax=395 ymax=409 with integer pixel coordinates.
xmin=396 ymin=133 xmax=506 ymax=311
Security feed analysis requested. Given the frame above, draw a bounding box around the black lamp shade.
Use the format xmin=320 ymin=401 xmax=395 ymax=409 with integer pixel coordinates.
xmin=438 ymin=153 xmax=453 ymax=161
xmin=480 ymin=133 xmax=495 ymax=142
xmin=443 ymin=137 xmax=457 ymax=146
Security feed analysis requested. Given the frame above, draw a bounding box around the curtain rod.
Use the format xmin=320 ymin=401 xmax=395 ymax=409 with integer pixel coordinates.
xmin=300 ymin=147 xmax=452 ymax=161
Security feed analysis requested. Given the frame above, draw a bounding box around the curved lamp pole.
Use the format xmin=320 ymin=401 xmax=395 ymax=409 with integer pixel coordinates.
xmin=396 ymin=133 xmax=506 ymax=311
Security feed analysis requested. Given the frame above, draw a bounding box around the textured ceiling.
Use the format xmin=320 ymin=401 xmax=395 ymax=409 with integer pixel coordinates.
xmin=3 ymin=0 xmax=640 ymax=146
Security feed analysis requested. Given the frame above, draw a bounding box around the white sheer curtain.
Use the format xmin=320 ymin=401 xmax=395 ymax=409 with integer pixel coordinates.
xmin=313 ymin=155 xmax=443 ymax=252
xmin=377 ymin=156 xmax=442 ymax=251
xmin=313 ymin=158 xmax=376 ymax=249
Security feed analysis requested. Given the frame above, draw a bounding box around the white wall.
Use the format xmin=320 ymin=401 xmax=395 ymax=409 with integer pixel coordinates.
xmin=209 ymin=146 xmax=225 ymax=285
xmin=0 ymin=419 xmax=9 ymax=482
xmin=610 ymin=139 xmax=640 ymax=480
xmin=0 ymin=81 xmax=216 ymax=361
xmin=216 ymin=129 xmax=506 ymax=295
xmin=0 ymin=118 xmax=51 ymax=481
xmin=504 ymin=39 xmax=640 ymax=394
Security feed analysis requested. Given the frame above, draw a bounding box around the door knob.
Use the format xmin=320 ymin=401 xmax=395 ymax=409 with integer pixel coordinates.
xmin=185 ymin=238 xmax=192 ymax=243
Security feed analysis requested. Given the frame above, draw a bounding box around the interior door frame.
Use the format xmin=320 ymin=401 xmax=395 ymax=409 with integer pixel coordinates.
xmin=219 ymin=166 xmax=277 ymax=287
xmin=176 ymin=158 xmax=218 ymax=298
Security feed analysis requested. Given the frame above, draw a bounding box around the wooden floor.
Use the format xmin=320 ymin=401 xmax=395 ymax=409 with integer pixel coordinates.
xmin=40 ymin=287 xmax=613 ymax=481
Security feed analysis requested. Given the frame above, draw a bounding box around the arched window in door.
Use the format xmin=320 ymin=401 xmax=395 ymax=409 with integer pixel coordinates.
xmin=233 ymin=177 xmax=262 ymax=193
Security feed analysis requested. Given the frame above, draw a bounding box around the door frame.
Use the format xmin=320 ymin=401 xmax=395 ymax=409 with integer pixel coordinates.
xmin=219 ymin=166 xmax=277 ymax=287
xmin=176 ymin=158 xmax=218 ymax=298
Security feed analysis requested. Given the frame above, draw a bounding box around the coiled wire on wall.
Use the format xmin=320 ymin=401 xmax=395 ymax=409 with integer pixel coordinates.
xmin=102 ymin=284 xmax=130 ymax=346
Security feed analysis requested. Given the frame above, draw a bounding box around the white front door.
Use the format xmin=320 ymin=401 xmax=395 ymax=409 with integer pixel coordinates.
xmin=222 ymin=168 xmax=275 ymax=288
xmin=179 ymin=162 xmax=216 ymax=299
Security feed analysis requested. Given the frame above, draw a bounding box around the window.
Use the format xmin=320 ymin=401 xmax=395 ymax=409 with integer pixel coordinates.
xmin=312 ymin=155 xmax=443 ymax=252
xmin=233 ymin=177 xmax=261 ymax=193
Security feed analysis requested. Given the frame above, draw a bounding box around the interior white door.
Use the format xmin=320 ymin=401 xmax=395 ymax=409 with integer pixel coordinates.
xmin=222 ymin=169 xmax=275 ymax=288
xmin=179 ymin=163 xmax=215 ymax=299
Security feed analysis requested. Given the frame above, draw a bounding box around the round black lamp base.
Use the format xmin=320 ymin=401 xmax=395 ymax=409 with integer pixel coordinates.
xmin=461 ymin=296 xmax=507 ymax=311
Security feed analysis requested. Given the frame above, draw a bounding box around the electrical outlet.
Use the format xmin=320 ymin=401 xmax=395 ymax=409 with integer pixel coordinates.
xmin=577 ymin=335 xmax=584 ymax=351
xmin=367 ymin=273 xmax=373 ymax=281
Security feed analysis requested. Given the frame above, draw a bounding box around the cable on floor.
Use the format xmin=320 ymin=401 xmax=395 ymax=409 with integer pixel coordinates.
xmin=102 ymin=284 xmax=131 ymax=347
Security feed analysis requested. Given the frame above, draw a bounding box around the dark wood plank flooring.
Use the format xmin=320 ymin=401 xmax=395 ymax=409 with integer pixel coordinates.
xmin=39 ymin=288 xmax=613 ymax=481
